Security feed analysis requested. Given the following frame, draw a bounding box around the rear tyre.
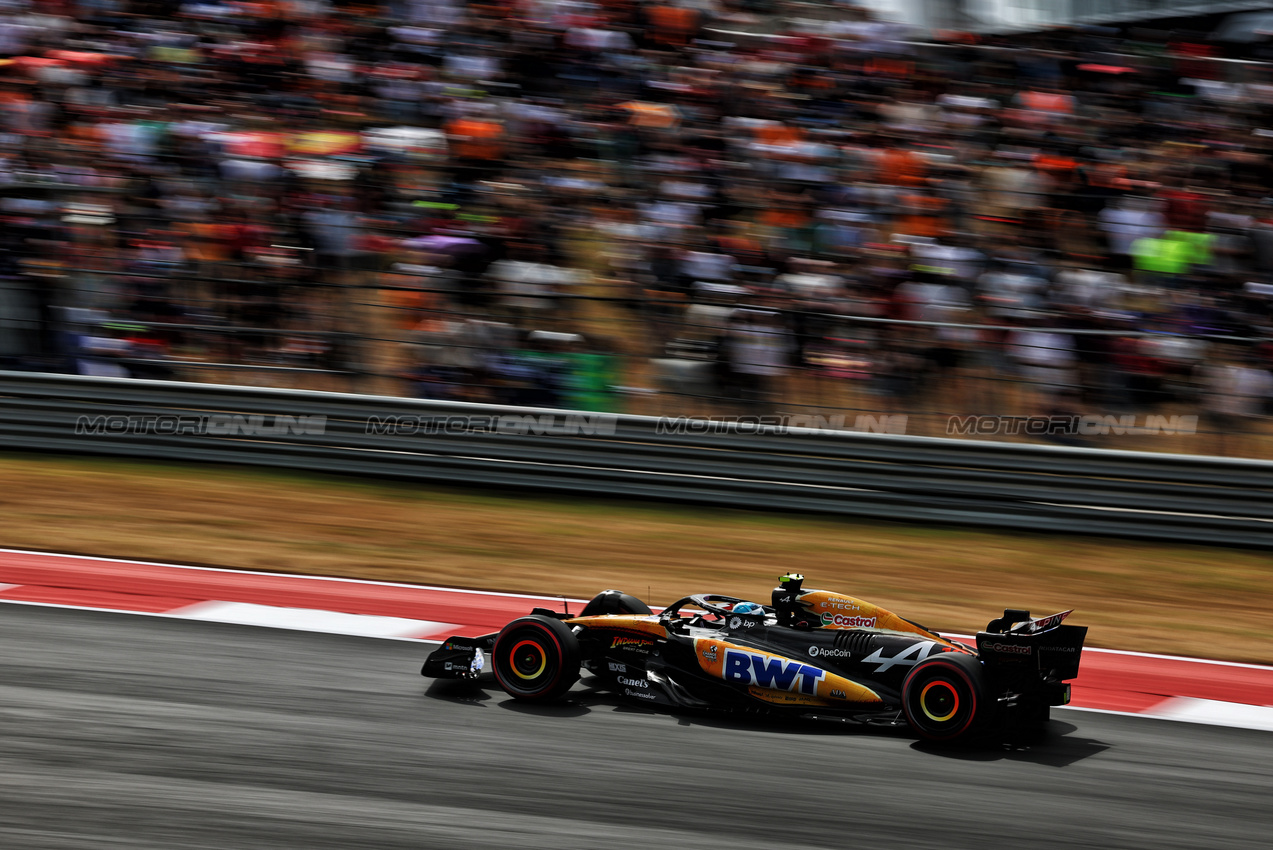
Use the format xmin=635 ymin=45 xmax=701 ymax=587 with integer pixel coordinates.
xmin=492 ymin=616 xmax=581 ymax=702
xmin=902 ymin=654 xmax=988 ymax=742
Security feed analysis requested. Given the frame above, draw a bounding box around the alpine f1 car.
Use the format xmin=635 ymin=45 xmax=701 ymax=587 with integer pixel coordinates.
xmin=422 ymin=574 xmax=1087 ymax=742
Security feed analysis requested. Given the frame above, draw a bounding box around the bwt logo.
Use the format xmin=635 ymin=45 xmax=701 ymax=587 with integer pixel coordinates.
xmin=75 ymin=414 xmax=326 ymax=437
xmin=366 ymin=414 xmax=618 ymax=436
xmin=946 ymin=414 xmax=1198 ymax=437
xmin=723 ymin=650 xmax=825 ymax=694
xmin=655 ymin=415 xmax=907 ymax=435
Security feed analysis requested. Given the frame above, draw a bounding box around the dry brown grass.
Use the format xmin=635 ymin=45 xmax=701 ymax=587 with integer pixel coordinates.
xmin=1 ymin=452 xmax=1270 ymax=663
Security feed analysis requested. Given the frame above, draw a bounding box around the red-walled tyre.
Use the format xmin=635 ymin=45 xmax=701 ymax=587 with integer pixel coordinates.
xmin=902 ymin=653 xmax=988 ymax=742
xmin=491 ymin=616 xmax=581 ymax=702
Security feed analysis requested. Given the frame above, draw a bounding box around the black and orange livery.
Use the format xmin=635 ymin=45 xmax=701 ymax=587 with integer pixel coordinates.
xmin=423 ymin=574 xmax=1086 ymax=743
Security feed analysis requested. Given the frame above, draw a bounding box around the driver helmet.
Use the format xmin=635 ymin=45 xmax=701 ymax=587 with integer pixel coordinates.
xmin=733 ymin=601 xmax=766 ymax=617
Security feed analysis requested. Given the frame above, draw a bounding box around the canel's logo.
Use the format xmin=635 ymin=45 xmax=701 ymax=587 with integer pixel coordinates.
xmin=723 ymin=650 xmax=825 ymax=694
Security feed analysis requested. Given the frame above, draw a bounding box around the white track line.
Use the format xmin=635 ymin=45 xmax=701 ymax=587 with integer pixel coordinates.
xmin=0 ymin=597 xmax=441 ymax=643
xmin=1062 ymin=699 xmax=1273 ymax=732
xmin=171 ymin=601 xmax=457 ymax=639
xmin=1149 ymin=698 xmax=1273 ymax=732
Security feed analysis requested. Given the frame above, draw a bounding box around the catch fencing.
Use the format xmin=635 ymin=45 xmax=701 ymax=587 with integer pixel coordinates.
xmin=2 ymin=371 xmax=1271 ymax=549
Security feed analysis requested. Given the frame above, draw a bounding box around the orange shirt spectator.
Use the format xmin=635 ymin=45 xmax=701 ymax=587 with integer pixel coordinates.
xmin=755 ymin=122 xmax=801 ymax=147
xmin=646 ymin=5 xmax=697 ymax=47
xmin=446 ymin=116 xmax=504 ymax=161
xmin=1020 ymin=90 xmax=1075 ymax=115
xmin=877 ymin=147 xmax=926 ymax=187
xmin=894 ymin=195 xmax=948 ymax=240
xmin=179 ymin=221 xmax=234 ymax=264
xmin=388 ymin=284 xmax=444 ymax=333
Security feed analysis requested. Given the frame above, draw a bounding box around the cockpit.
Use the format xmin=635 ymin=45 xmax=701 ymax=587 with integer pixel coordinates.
xmin=660 ymin=594 xmax=774 ymax=634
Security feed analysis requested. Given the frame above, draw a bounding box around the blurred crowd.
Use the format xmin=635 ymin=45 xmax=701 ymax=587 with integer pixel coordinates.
xmin=3 ymin=1 xmax=1273 ymax=450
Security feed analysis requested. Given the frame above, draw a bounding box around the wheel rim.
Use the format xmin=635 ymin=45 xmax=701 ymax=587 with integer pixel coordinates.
xmin=919 ymin=680 xmax=960 ymax=723
xmin=510 ymin=639 xmax=548 ymax=680
xmin=904 ymin=658 xmax=982 ymax=740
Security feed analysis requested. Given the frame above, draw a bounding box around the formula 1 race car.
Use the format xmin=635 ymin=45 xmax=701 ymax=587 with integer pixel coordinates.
xmin=422 ymin=574 xmax=1087 ymax=743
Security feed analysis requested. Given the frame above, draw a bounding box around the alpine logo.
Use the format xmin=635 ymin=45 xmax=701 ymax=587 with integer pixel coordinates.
xmin=808 ymin=646 xmax=852 ymax=659
xmin=820 ymin=613 xmax=877 ymax=628
xmin=723 ymin=650 xmax=826 ymax=694
xmin=861 ymin=641 xmax=939 ymax=673
xmin=1025 ymin=610 xmax=1071 ymax=633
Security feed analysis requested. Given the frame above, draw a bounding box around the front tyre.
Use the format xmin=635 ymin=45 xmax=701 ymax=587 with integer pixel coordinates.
xmin=491 ymin=616 xmax=581 ymax=702
xmin=902 ymin=654 xmax=988 ymax=742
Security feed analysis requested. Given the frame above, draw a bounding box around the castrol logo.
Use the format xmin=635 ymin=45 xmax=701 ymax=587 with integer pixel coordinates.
xmin=820 ymin=613 xmax=877 ymax=628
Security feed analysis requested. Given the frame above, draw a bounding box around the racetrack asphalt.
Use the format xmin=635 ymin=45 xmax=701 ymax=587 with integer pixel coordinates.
xmin=1 ymin=605 xmax=1269 ymax=850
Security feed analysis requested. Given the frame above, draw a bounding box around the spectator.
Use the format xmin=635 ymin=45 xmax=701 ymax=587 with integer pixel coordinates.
xmin=0 ymin=2 xmax=1270 ymax=455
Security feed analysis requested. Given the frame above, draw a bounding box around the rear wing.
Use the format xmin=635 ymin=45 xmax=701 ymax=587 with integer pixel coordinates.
xmin=977 ymin=609 xmax=1087 ymax=681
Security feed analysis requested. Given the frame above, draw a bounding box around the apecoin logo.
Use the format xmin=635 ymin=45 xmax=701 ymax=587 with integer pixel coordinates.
xmin=808 ymin=646 xmax=852 ymax=659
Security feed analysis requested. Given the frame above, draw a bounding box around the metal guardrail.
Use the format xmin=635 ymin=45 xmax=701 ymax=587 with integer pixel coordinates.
xmin=2 ymin=371 xmax=1272 ymax=549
